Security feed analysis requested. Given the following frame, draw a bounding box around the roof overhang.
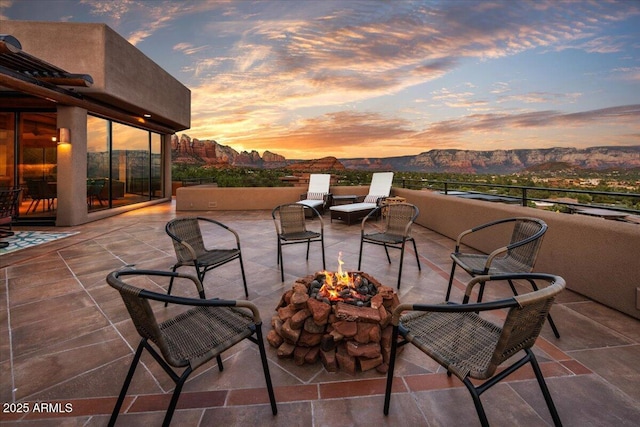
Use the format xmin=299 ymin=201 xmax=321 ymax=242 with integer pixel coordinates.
xmin=0 ymin=34 xmax=93 ymax=88
xmin=0 ymin=27 xmax=189 ymax=133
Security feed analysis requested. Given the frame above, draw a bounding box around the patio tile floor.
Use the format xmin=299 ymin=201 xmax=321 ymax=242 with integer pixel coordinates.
xmin=1 ymin=200 xmax=639 ymax=426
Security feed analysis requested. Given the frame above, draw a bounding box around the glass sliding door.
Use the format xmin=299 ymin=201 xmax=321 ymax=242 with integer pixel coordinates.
xmin=0 ymin=113 xmax=16 ymax=190
xmin=19 ymin=113 xmax=57 ymax=218
xmin=87 ymin=116 xmax=110 ymax=211
xmin=151 ymin=133 xmax=162 ymax=198
xmin=112 ymin=122 xmax=151 ymax=206
xmin=87 ymin=115 xmax=164 ymax=211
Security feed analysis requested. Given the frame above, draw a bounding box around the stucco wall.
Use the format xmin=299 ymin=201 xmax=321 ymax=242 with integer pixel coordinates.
xmin=177 ymin=185 xmax=640 ymax=319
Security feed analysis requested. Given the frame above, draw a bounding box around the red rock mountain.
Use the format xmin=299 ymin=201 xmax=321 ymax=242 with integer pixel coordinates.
xmin=171 ymin=134 xmax=287 ymax=168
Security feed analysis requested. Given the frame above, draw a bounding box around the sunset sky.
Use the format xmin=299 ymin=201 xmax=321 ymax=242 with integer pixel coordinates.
xmin=2 ymin=0 xmax=640 ymax=159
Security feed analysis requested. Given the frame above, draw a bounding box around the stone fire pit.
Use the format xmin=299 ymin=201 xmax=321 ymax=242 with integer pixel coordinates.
xmin=267 ymin=270 xmax=401 ymax=374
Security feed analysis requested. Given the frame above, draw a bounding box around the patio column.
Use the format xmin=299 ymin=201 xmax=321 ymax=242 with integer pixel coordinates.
xmin=56 ymin=106 xmax=88 ymax=226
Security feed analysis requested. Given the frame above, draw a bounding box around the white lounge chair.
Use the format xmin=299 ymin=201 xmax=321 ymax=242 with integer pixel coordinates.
xmin=330 ymin=172 xmax=394 ymax=225
xmin=297 ymin=173 xmax=331 ymax=214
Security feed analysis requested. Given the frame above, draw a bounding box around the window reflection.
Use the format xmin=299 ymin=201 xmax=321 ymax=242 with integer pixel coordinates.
xmin=87 ymin=116 xmax=162 ymax=211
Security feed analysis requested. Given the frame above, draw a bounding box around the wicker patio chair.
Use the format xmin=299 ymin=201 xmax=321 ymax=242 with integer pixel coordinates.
xmin=357 ymin=203 xmax=421 ymax=289
xmin=1 ymin=188 xmax=21 ymax=248
xmin=107 ymin=269 xmax=277 ymax=427
xmin=445 ymin=217 xmax=559 ymax=338
xmin=272 ymin=203 xmax=325 ymax=282
xmin=26 ymin=179 xmax=56 ymax=213
xmin=384 ymin=273 xmax=565 ymax=427
xmin=165 ymin=217 xmax=248 ymax=303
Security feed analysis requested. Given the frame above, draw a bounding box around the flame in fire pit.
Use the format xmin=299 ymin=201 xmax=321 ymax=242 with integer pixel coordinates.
xmin=312 ymin=252 xmax=376 ymax=305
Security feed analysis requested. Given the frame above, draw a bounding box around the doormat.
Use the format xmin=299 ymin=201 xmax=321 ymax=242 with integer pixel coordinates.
xmin=0 ymin=231 xmax=79 ymax=255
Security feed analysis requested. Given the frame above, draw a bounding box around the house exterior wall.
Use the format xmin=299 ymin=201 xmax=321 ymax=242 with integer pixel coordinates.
xmin=2 ymin=21 xmax=191 ymax=225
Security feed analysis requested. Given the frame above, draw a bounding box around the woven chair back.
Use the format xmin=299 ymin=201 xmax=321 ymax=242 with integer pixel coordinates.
xmin=167 ymin=217 xmax=206 ymax=262
xmin=505 ymin=219 xmax=546 ymax=272
xmin=1 ymin=188 xmax=21 ymax=219
xmin=277 ymin=204 xmax=307 ymax=235
xmin=384 ymin=203 xmax=418 ymax=236
xmin=488 ymin=276 xmax=565 ymax=375
xmin=107 ymin=274 xmax=167 ymax=354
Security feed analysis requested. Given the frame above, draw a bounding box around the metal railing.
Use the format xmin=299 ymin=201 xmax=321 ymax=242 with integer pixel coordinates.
xmin=397 ymin=178 xmax=640 ymax=214
xmin=180 ymin=177 xmax=217 ymax=187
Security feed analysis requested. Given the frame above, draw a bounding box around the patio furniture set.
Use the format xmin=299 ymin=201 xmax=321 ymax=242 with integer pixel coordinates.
xmin=106 ymin=172 xmax=564 ymax=427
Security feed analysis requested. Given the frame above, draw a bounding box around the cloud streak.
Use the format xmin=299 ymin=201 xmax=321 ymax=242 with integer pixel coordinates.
xmin=3 ymin=0 xmax=639 ymax=158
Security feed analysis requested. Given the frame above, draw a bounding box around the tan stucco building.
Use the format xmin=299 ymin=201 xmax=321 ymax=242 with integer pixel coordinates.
xmin=0 ymin=21 xmax=190 ymax=226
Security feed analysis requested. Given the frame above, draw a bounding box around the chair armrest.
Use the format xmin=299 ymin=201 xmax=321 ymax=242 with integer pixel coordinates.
xmin=391 ymin=273 xmax=563 ymax=326
xmin=454 ymin=217 xmax=519 ymax=250
xmin=108 ymin=269 xmax=262 ymax=323
xmin=462 ymin=273 xmax=563 ymax=304
xmin=299 ymin=193 xmax=307 ymax=200
xmin=108 ymin=269 xmax=205 ymax=299
xmin=360 ymin=206 xmax=383 ymax=230
xmin=197 ymin=216 xmax=242 ymax=247
xmin=391 ymin=298 xmax=519 ymax=326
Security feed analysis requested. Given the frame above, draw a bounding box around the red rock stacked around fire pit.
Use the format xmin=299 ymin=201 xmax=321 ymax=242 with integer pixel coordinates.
xmin=267 ymin=272 xmax=401 ymax=374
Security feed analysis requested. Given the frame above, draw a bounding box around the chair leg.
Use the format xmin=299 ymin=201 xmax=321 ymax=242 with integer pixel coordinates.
xmin=109 ymin=340 xmax=145 ymax=427
xmin=445 ymin=262 xmax=457 ymax=301
xmin=525 ymin=279 xmax=560 ymax=338
xmin=528 ymin=349 xmax=563 ymax=427
xmin=477 ymin=281 xmax=486 ymax=303
xmin=238 ymin=254 xmax=249 ymax=297
xmin=462 ymin=377 xmax=490 ymax=427
xmin=306 ymin=239 xmax=311 ymax=260
xmin=383 ymin=325 xmax=400 ymax=415
xmin=321 ymin=236 xmax=326 ymax=270
xmin=545 ymin=314 xmax=561 ymax=339
xmin=217 ymin=354 xmax=224 ymax=371
xmin=196 ymin=267 xmax=207 ymax=300
xmin=411 ymin=238 xmax=421 ymax=271
xmin=383 ymin=243 xmax=391 ymax=264
xmin=255 ymin=324 xmax=278 ymax=415
xmin=358 ymin=238 xmax=364 ymax=270
xmin=279 ymin=240 xmax=285 ymax=282
xmin=164 ymin=265 xmax=179 ymax=307
xmin=397 ymin=241 xmax=406 ymax=289
xmin=162 ymin=367 xmax=193 ymax=427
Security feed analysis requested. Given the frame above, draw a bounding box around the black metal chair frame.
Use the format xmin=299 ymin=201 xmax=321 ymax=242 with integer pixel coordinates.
xmin=384 ymin=273 xmax=564 ymax=427
xmin=358 ymin=203 xmax=421 ymax=289
xmin=107 ymin=269 xmax=277 ymax=427
xmin=165 ymin=216 xmax=248 ymax=303
xmin=445 ymin=217 xmax=560 ymax=338
xmin=272 ymin=203 xmax=325 ymax=282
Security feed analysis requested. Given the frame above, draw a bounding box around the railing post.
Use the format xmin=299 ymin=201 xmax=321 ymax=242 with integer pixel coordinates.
xmin=444 ymin=182 xmax=448 ymax=195
xmin=522 ymin=188 xmax=527 ymax=207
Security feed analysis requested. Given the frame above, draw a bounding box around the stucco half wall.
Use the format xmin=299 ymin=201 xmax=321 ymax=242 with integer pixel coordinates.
xmin=393 ymin=187 xmax=640 ymax=321
xmin=177 ymin=185 xmax=640 ymax=320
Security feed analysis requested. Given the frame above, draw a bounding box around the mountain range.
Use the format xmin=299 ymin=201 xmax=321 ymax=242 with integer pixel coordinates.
xmin=171 ymin=134 xmax=640 ymax=174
